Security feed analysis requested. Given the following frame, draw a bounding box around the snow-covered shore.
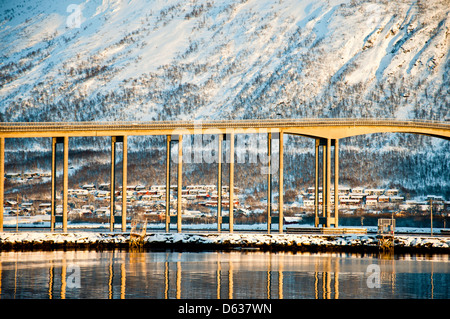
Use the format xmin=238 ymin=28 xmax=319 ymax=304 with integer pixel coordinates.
xmin=0 ymin=231 xmax=449 ymax=254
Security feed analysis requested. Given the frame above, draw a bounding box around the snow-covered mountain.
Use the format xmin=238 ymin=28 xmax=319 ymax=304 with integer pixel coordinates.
xmin=0 ymin=0 xmax=449 ymax=196
xmin=1 ymin=0 xmax=449 ymax=122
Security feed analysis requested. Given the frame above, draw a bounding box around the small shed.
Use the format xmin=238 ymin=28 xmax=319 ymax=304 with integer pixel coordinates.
xmin=377 ymin=218 xmax=395 ymax=251
xmin=378 ymin=218 xmax=395 ymax=236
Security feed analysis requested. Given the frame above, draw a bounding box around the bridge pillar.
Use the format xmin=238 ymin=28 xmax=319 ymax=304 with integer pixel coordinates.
xmin=51 ymin=138 xmax=61 ymax=231
xmin=334 ymin=139 xmax=339 ymax=227
xmin=226 ymin=132 xmax=235 ymax=233
xmin=314 ymin=139 xmax=319 ymax=227
xmin=110 ymin=137 xmax=116 ymax=232
xmin=165 ymin=134 xmax=183 ymax=232
xmin=326 ymin=138 xmax=331 ymax=227
xmin=121 ymin=136 xmax=127 ymax=233
xmin=0 ymin=137 xmax=4 ymax=232
xmin=177 ymin=135 xmax=183 ymax=233
xmin=315 ymin=138 xmax=339 ymax=228
xmin=267 ymin=133 xmax=273 ymax=233
xmin=51 ymin=137 xmax=55 ymax=231
xmin=278 ymin=131 xmax=284 ymax=234
xmin=63 ymin=136 xmax=69 ymax=233
xmin=217 ymin=134 xmax=223 ymax=232
xmin=266 ymin=131 xmax=283 ymax=233
xmin=50 ymin=137 xmax=66 ymax=231
xmin=165 ymin=135 xmax=171 ymax=232
xmin=110 ymin=136 xmax=125 ymax=232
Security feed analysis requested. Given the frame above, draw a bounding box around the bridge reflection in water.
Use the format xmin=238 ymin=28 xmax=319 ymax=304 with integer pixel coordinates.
xmin=0 ymin=250 xmax=448 ymax=299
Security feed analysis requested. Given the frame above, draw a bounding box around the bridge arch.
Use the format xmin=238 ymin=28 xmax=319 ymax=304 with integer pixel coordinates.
xmin=283 ymin=125 xmax=450 ymax=141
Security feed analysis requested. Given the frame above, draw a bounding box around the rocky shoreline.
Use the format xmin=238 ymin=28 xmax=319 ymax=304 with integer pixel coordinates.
xmin=0 ymin=231 xmax=449 ymax=254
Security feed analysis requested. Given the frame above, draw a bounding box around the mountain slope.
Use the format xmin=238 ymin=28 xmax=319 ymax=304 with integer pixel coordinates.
xmin=1 ymin=0 xmax=448 ymax=122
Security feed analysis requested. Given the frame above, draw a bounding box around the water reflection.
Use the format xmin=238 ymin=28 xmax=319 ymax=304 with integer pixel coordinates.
xmin=0 ymin=250 xmax=448 ymax=299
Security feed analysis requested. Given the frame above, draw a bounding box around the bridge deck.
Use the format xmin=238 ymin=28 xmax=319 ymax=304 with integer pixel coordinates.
xmin=0 ymin=118 xmax=449 ymax=140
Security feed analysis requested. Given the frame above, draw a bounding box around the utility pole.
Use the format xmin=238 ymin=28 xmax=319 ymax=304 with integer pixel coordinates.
xmin=16 ymin=193 xmax=19 ymax=232
xmin=430 ymin=198 xmax=433 ymax=236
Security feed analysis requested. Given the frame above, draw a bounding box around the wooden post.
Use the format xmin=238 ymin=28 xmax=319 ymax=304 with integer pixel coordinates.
xmin=165 ymin=135 xmax=171 ymax=233
xmin=63 ymin=136 xmax=69 ymax=233
xmin=122 ymin=136 xmax=127 ymax=232
xmin=278 ymin=131 xmax=284 ymax=234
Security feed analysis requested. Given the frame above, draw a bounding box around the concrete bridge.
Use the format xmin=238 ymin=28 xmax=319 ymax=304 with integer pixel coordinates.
xmin=0 ymin=118 xmax=448 ymax=233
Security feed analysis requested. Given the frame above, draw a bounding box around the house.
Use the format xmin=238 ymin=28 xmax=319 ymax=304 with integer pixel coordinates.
xmin=98 ymin=183 xmax=110 ymax=191
xmin=196 ymin=193 xmax=210 ymax=200
xmin=445 ymin=201 xmax=450 ymax=210
xmin=365 ymin=189 xmax=385 ymax=196
xmin=338 ymin=186 xmax=351 ymax=194
xmin=351 ymin=187 xmax=365 ymax=194
xmin=150 ymin=185 xmax=166 ymax=191
xmin=366 ymin=200 xmax=378 ymax=206
xmin=340 ymin=198 xmax=362 ymax=206
xmin=94 ymin=207 xmax=109 ymax=217
xmin=349 ymin=193 xmax=365 ymax=200
xmin=71 ymin=189 xmax=89 ymax=196
xmin=5 ymin=200 xmax=18 ymax=206
xmin=426 ymin=195 xmax=444 ymax=203
xmin=82 ymin=184 xmax=96 ymax=191
xmin=21 ymin=202 xmax=34 ymax=213
xmin=222 ymin=200 xmax=239 ymax=206
xmin=399 ymin=203 xmax=414 ymax=210
xmin=390 ymin=196 xmax=404 ymax=203
xmin=5 ymin=172 xmax=21 ymax=178
xmin=95 ymin=190 xmax=110 ymax=198
xmin=204 ymin=185 xmax=216 ymax=191
xmin=39 ymin=203 xmax=51 ymax=213
xmin=417 ymin=204 xmax=430 ymax=211
xmin=183 ymin=194 xmax=197 ymax=201
xmin=204 ymin=200 xmax=217 ymax=207
xmin=303 ymin=199 xmax=315 ymax=207
xmin=136 ymin=189 xmax=149 ymax=196
xmin=307 ymin=187 xmax=323 ymax=194
xmin=378 ymin=195 xmax=390 ymax=203
xmin=385 ymin=189 xmax=399 ymax=196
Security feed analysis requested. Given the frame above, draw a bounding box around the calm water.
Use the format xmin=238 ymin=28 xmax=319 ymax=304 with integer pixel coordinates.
xmin=0 ymin=250 xmax=449 ymax=299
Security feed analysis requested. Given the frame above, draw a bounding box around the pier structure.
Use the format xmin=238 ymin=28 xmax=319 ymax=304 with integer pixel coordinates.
xmin=0 ymin=119 xmax=449 ymax=233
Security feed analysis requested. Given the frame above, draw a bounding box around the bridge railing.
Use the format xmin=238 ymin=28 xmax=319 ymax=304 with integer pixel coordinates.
xmin=0 ymin=118 xmax=448 ymax=132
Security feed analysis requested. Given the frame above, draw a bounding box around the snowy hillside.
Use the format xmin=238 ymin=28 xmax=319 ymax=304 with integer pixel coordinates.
xmin=0 ymin=0 xmax=449 ymax=196
xmin=1 ymin=0 xmax=449 ymax=122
